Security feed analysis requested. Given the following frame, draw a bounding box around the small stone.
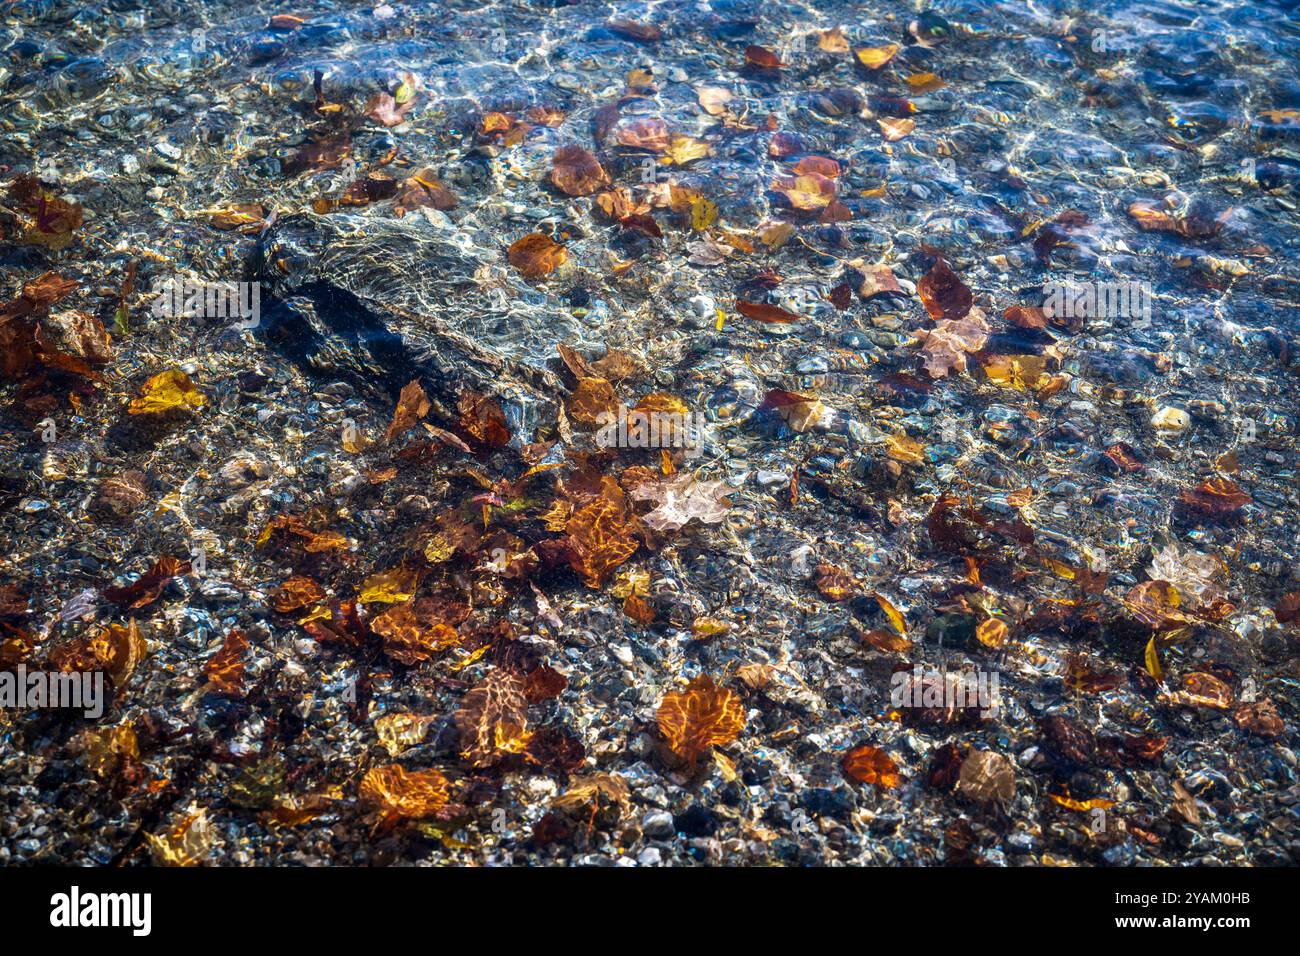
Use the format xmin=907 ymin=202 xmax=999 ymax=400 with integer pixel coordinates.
xmin=642 ymin=810 xmax=675 ymax=839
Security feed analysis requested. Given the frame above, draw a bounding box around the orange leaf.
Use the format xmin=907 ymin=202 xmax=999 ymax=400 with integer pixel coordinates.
xmin=842 ymin=744 xmax=902 ymax=788
xmin=656 ymin=674 xmax=745 ymax=767
xmin=508 ymin=232 xmax=568 ymax=279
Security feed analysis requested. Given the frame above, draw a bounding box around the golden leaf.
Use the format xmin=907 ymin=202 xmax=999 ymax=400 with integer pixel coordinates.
xmin=359 ymin=765 xmax=450 ymax=825
xmin=127 ymin=369 xmax=205 ymax=414
xmin=1048 ymin=793 xmax=1116 ymax=812
xmin=691 ymin=616 xmax=730 ymax=640
xmin=885 ymin=432 xmax=925 ymax=464
xmin=982 ymin=353 xmax=1048 ymax=390
xmin=370 ymin=602 xmax=458 ymax=665
xmin=906 ymin=72 xmax=946 ymax=92
xmin=358 ymin=568 xmax=418 ymax=605
xmin=1144 ymin=635 xmax=1163 ymax=684
xmin=874 ymin=593 xmax=907 ymax=635
xmin=145 ymin=810 xmax=216 ymax=866
xmin=855 ymin=43 xmax=900 ymax=69
xmin=70 ymin=725 xmax=140 ymax=779
xmin=656 ymin=674 xmax=745 ymax=767
xmin=374 ymin=713 xmax=437 ymax=756
xmin=771 ymin=173 xmax=836 ymax=210
xmin=690 ymin=196 xmax=720 ymax=231
xmin=663 ymin=134 xmax=712 ymax=166
xmin=976 ymin=617 xmax=1009 ymax=648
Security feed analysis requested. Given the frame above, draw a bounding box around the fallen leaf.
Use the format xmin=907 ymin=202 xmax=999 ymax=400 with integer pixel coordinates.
xmin=145 ymin=810 xmax=216 ymax=866
xmin=550 ymin=145 xmax=611 ymax=196
xmin=385 ymin=378 xmax=431 ymax=443
xmin=127 ymin=370 xmax=206 ymax=414
xmin=855 ymin=43 xmax=900 ymax=69
xmin=204 ymin=629 xmax=249 ymax=696
xmin=656 ymin=674 xmax=745 ymax=768
xmin=359 ymin=765 xmax=450 ymax=826
xmin=842 ymin=744 xmax=902 ymax=788
xmin=508 ymin=232 xmax=568 ymax=279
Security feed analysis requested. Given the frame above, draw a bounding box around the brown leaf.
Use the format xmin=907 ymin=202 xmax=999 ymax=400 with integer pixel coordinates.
xmin=1274 ymin=592 xmax=1300 ymax=624
xmin=455 ymin=669 xmax=530 ymax=767
xmin=1178 ymin=478 xmax=1251 ymax=523
xmin=523 ymin=665 xmax=567 ymax=704
xmin=204 ymin=629 xmax=249 ymax=697
xmin=385 ymin=378 xmax=430 ymax=443
xmin=623 ymin=592 xmax=656 ymax=626
xmin=47 ymin=619 xmax=147 ymax=687
xmin=736 ymin=299 xmax=802 ymax=323
xmin=814 ymin=563 xmax=857 ymax=601
xmin=103 ymin=556 xmax=190 ymax=609
xmin=744 ymin=45 xmax=783 ymax=69
xmin=8 ymin=176 xmax=83 ymax=249
xmin=564 ymin=477 xmax=639 ymax=588
xmin=1004 ymin=305 xmax=1049 ymax=329
xmin=819 ymin=26 xmax=850 ymax=53
xmin=956 ymin=749 xmax=1015 ymax=805
xmin=857 ymin=264 xmax=902 ymax=298
xmin=917 ymin=257 xmax=973 ymax=322
xmin=393 ymin=168 xmax=458 ymax=215
xmin=508 ymin=232 xmax=568 ymax=279
xmin=606 ymin=18 xmax=661 ymax=42
xmin=550 ymin=145 xmax=611 ymax=197
xmin=457 ymin=392 xmax=512 ymax=449
xmin=370 ymin=601 xmax=458 ymax=665
xmin=1235 ymin=697 xmax=1284 ymax=737
xmin=615 ymin=118 xmax=671 ymax=152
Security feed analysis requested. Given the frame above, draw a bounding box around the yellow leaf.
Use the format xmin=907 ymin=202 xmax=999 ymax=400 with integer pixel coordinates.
xmin=982 ymin=354 xmax=1048 ymax=390
xmin=885 ymin=432 xmax=925 ymax=464
xmin=692 ymin=616 xmax=731 ymax=639
xmin=128 ymin=370 xmax=206 ymax=414
xmin=144 ymin=810 xmax=216 ymax=866
xmin=1049 ymin=793 xmax=1116 ymax=812
xmin=663 ymin=134 xmax=712 ymax=166
xmin=449 ymin=644 xmax=490 ymax=671
xmin=374 ymin=713 xmax=437 ymax=756
xmin=1144 ymin=636 xmax=1163 ymax=684
xmin=874 ymin=593 xmax=907 ymax=636
xmin=977 ymin=617 xmax=1009 ymax=648
xmin=855 ymin=43 xmax=900 ymax=69
xmin=690 ymin=196 xmax=719 ymax=231
xmin=358 ymin=568 xmax=418 ymax=604
xmin=713 ymin=750 xmax=738 ymax=782
xmin=905 ymin=72 xmax=946 ymax=92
